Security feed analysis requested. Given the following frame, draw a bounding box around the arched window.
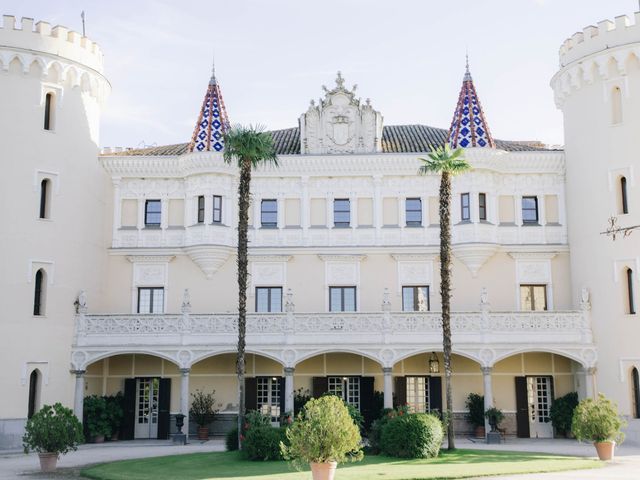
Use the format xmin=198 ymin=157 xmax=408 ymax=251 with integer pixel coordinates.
xmin=627 ymin=268 xmax=636 ymax=315
xmin=620 ymin=177 xmax=629 ymax=214
xmin=44 ymin=92 xmax=54 ymax=131
xmin=633 ymin=368 xmax=640 ymax=419
xmin=28 ymin=369 xmax=40 ymax=419
xmin=39 ymin=179 xmax=50 ymax=219
xmin=612 ymin=86 xmax=623 ymax=124
xmin=33 ymin=269 xmax=45 ymax=316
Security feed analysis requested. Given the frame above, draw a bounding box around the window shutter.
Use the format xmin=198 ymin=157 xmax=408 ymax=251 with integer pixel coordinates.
xmin=515 ymin=376 xmax=530 ymax=438
xmin=279 ymin=377 xmax=286 ymax=415
xmin=157 ymin=378 xmax=171 ymax=439
xmin=312 ymin=377 xmax=328 ymax=398
xmin=122 ymin=378 xmax=136 ymax=440
xmin=394 ymin=376 xmax=407 ymax=408
xmin=245 ymin=377 xmax=258 ymax=412
xmin=428 ymin=376 xmax=442 ymax=417
xmin=359 ymin=376 xmax=375 ymax=429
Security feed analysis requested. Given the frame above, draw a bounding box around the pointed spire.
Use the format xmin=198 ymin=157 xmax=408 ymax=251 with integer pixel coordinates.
xmin=188 ymin=60 xmax=230 ymax=152
xmin=447 ymin=57 xmax=495 ymax=149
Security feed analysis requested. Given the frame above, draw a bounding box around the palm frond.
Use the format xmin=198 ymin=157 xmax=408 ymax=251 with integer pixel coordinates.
xmin=418 ymin=144 xmax=471 ymax=176
xmin=223 ymin=124 xmax=278 ymax=168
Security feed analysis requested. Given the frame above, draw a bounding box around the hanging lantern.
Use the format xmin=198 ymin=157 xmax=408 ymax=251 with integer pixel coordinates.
xmin=429 ymin=352 xmax=440 ymax=374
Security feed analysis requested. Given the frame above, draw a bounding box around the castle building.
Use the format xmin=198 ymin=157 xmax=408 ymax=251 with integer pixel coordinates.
xmin=0 ymin=9 xmax=638 ymax=448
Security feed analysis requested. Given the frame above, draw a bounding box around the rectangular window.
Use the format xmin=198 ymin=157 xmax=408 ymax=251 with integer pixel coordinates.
xmin=333 ymin=199 xmax=351 ymax=227
xmin=257 ymin=377 xmax=281 ymax=424
xmin=461 ymin=193 xmax=470 ymax=221
xmin=144 ymin=200 xmax=161 ymax=227
xmin=479 ymin=193 xmax=487 ymax=221
xmin=213 ymin=195 xmax=222 ymax=223
xmin=328 ymin=377 xmax=360 ymax=410
xmin=520 ymin=285 xmax=547 ymax=311
xmin=261 ymin=199 xmax=277 ymax=228
xmin=522 ymin=196 xmax=539 ymax=224
xmin=137 ymin=287 xmax=164 ymax=314
xmin=405 ymin=198 xmax=422 ymax=226
xmin=329 ymin=286 xmax=356 ymax=312
xmin=197 ymin=196 xmax=205 ymax=224
xmin=255 ymin=287 xmax=283 ymax=313
xmin=402 ymin=286 xmax=430 ymax=311
xmin=406 ymin=376 xmax=430 ymax=413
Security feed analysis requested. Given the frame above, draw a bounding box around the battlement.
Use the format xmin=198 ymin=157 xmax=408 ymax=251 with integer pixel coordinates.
xmin=0 ymin=15 xmax=104 ymax=73
xmin=559 ymin=12 xmax=640 ymax=67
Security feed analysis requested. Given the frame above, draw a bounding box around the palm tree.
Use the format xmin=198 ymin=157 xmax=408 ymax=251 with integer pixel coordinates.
xmin=223 ymin=125 xmax=278 ymax=449
xmin=419 ymin=144 xmax=470 ymax=450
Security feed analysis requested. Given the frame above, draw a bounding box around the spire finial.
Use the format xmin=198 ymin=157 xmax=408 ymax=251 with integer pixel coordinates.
xmin=464 ymin=50 xmax=472 ymax=81
xmin=336 ymin=71 xmax=345 ymax=88
xmin=209 ymin=55 xmax=217 ymax=85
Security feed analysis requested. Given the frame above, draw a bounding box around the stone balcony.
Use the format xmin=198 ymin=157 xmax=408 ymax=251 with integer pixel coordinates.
xmin=71 ymin=308 xmax=596 ymax=372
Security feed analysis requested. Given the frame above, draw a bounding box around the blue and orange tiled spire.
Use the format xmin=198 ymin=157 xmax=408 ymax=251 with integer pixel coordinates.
xmin=188 ymin=61 xmax=230 ymax=152
xmin=447 ymin=56 xmax=495 ymax=149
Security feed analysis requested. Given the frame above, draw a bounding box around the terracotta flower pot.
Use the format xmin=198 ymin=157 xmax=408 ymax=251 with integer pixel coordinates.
xmin=310 ymin=461 xmax=337 ymax=480
xmin=38 ymin=452 xmax=58 ymax=473
xmin=594 ymin=441 xmax=615 ymax=461
xmin=475 ymin=426 xmax=486 ymax=438
xmin=197 ymin=426 xmax=209 ymax=440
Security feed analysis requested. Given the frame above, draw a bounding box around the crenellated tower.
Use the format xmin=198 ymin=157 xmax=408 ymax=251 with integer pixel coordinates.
xmin=0 ymin=15 xmax=111 ymax=445
xmin=551 ymin=11 xmax=640 ymax=441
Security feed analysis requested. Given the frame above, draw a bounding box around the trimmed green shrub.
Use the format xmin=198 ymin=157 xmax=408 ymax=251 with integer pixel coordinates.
xmin=281 ymin=395 xmax=363 ymax=468
xmin=23 ymin=403 xmax=84 ymax=455
xmin=380 ymin=413 xmax=443 ymax=459
xmin=83 ymin=395 xmax=111 ymax=438
xmin=226 ymin=426 xmax=238 ymax=451
xmin=104 ymin=393 xmax=124 ymax=439
xmin=243 ymin=425 xmax=287 ymax=461
xmin=550 ymin=392 xmax=578 ymax=436
xmin=368 ymin=406 xmax=407 ymax=454
xmin=572 ymin=393 xmax=626 ymax=443
xmin=189 ymin=389 xmax=217 ymax=428
xmin=465 ymin=393 xmax=485 ymax=429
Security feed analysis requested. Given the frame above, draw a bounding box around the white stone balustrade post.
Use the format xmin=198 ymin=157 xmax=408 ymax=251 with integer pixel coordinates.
xmin=481 ymin=366 xmax=493 ymax=436
xmin=284 ymin=367 xmax=295 ymax=414
xmin=383 ymin=367 xmax=393 ymax=409
xmin=180 ymin=368 xmax=191 ymax=440
xmin=71 ymin=369 xmax=86 ymax=420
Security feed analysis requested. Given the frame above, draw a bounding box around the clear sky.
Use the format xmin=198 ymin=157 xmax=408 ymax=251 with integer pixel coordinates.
xmin=4 ymin=0 xmax=638 ymax=148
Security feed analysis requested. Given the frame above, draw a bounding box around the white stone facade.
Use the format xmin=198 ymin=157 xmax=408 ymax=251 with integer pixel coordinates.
xmin=0 ymin=9 xmax=638 ymax=447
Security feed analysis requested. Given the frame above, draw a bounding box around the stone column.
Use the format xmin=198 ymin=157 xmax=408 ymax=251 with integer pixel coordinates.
xmin=481 ymin=366 xmax=493 ymax=434
xmin=180 ymin=368 xmax=190 ymax=439
xmin=383 ymin=367 xmax=393 ymax=409
xmin=584 ymin=367 xmax=597 ymax=399
xmin=284 ymin=367 xmax=295 ymax=414
xmin=71 ymin=369 xmax=86 ymax=420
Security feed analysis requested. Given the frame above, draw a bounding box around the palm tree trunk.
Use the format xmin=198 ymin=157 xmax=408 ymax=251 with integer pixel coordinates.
xmin=236 ymin=158 xmax=252 ymax=450
xmin=439 ymin=170 xmax=455 ymax=450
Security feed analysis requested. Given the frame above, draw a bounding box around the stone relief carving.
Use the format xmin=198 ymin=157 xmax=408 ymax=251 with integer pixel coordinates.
xmin=136 ymin=265 xmax=165 ymax=285
xmin=327 ymin=263 xmax=358 ymax=284
xmin=516 ymin=260 xmax=551 ymax=284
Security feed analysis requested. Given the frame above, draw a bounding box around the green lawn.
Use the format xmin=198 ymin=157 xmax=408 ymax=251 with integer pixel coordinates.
xmin=81 ymin=449 xmax=602 ymax=480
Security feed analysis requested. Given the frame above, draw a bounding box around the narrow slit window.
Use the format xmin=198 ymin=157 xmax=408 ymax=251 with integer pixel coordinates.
xmin=627 ymin=268 xmax=636 ymax=315
xmin=621 ymin=177 xmax=629 ymax=214
xmin=197 ymin=196 xmax=205 ymax=224
xmin=44 ymin=93 xmax=53 ymax=130
xmin=479 ymin=193 xmax=487 ymax=221
xmin=33 ymin=269 xmax=45 ymax=316
xmin=39 ymin=179 xmax=50 ymax=219
xmin=632 ymin=368 xmax=640 ymax=419
xmin=460 ymin=193 xmax=470 ymax=221
xmin=213 ymin=195 xmax=222 ymax=223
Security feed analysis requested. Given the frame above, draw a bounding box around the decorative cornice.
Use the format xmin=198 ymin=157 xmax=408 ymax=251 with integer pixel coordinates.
xmin=391 ymin=253 xmax=438 ymax=261
xmin=126 ymin=255 xmax=176 ymax=264
xmin=318 ymin=254 xmax=367 ymax=262
xmin=508 ymin=252 xmax=558 ymax=260
xmin=249 ymin=255 xmax=293 ymax=263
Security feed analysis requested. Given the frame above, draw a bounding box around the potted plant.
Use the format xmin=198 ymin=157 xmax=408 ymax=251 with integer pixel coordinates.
xmin=190 ymin=389 xmax=217 ymax=440
xmin=83 ymin=395 xmax=111 ymax=442
xmin=105 ymin=393 xmax=124 ymax=441
xmin=484 ymin=406 xmax=504 ymax=433
xmin=572 ymin=393 xmax=626 ymax=461
xmin=465 ymin=393 xmax=485 ymax=437
xmin=550 ymin=391 xmax=578 ymax=438
xmin=23 ymin=403 xmax=84 ymax=473
xmin=281 ymin=395 xmax=363 ymax=480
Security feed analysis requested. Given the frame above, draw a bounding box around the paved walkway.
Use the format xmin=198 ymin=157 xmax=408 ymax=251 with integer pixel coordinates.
xmin=1 ymin=437 xmax=639 ymax=479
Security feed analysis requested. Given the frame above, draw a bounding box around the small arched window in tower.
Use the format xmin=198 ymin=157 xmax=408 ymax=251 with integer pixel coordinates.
xmin=39 ymin=179 xmax=51 ymax=219
xmin=28 ymin=369 xmax=41 ymax=419
xmin=612 ymin=86 xmax=623 ymax=124
xmin=620 ymin=176 xmax=629 ymax=214
xmin=44 ymin=92 xmax=55 ymax=131
xmin=627 ymin=268 xmax=636 ymax=315
xmin=33 ymin=269 xmax=46 ymax=316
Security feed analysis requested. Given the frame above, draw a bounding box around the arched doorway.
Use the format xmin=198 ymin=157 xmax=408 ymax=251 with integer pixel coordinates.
xmin=27 ymin=369 xmax=41 ymax=418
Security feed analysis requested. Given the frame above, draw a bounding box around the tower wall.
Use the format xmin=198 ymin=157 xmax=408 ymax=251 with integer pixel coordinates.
xmin=0 ymin=16 xmax=111 ymax=447
xmin=552 ymin=12 xmax=640 ymax=441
